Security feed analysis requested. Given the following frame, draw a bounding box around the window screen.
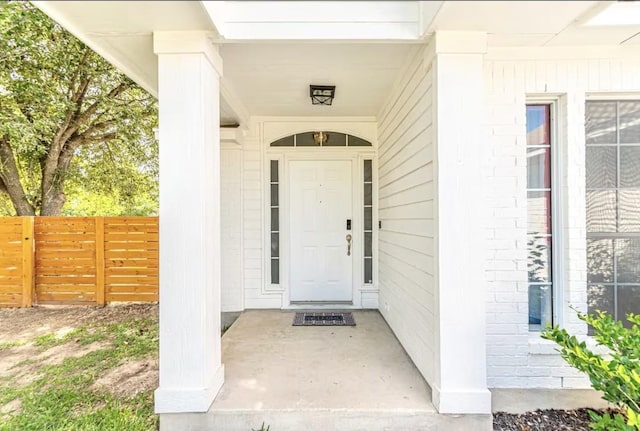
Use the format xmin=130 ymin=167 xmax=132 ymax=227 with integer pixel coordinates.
xmin=586 ymin=100 xmax=640 ymax=328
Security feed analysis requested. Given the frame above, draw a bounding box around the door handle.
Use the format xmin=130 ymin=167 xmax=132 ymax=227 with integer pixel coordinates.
xmin=346 ymin=234 xmax=352 ymax=256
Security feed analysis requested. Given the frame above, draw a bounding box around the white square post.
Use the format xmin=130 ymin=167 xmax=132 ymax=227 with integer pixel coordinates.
xmin=432 ymin=31 xmax=492 ymax=415
xmin=153 ymin=31 xmax=224 ymax=414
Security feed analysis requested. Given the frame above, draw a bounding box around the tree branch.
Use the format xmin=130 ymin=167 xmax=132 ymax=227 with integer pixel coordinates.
xmin=85 ymin=131 xmax=118 ymax=145
xmin=47 ymin=74 xmax=92 ymax=168
xmin=77 ymin=119 xmax=117 ymax=138
xmin=59 ymin=82 xmax=129 ymax=145
xmin=16 ymin=104 xmax=35 ymax=124
xmin=102 ymin=141 xmax=118 ymax=168
xmin=53 ymin=75 xmax=91 ymax=150
xmin=67 ymin=48 xmax=91 ymax=99
xmin=72 ymin=75 xmax=91 ymax=107
xmin=56 ymin=135 xmax=86 ymax=176
xmin=40 ymin=76 xmax=112 ymax=207
xmin=0 ymin=138 xmax=35 ymax=215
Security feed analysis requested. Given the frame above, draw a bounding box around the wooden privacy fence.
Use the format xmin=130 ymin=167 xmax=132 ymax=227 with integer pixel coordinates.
xmin=0 ymin=217 xmax=158 ymax=307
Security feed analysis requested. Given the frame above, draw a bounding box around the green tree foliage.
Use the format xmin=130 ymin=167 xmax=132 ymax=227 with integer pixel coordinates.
xmin=542 ymin=311 xmax=640 ymax=430
xmin=0 ymin=1 xmax=158 ymax=216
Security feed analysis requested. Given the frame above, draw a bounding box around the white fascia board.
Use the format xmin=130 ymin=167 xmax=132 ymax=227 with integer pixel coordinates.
xmin=220 ymin=81 xmax=250 ymax=130
xmin=32 ymin=1 xmax=158 ymax=98
xmin=418 ymin=1 xmax=444 ymax=38
xmin=201 ymin=1 xmax=228 ymax=38
xmin=222 ymin=1 xmax=418 ymax=23
xmin=203 ymin=1 xmax=421 ymax=41
xmin=216 ymin=22 xmax=420 ymax=41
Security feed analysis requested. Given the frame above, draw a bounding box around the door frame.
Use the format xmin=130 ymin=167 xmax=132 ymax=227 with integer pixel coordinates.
xmin=263 ymin=148 xmax=377 ymax=309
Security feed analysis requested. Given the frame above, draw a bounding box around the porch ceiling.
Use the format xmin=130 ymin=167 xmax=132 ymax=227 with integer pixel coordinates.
xmin=33 ymin=1 xmax=640 ymax=126
xmin=430 ymin=1 xmax=640 ymax=47
xmin=32 ymin=1 xmax=215 ymax=97
xmin=220 ymin=43 xmax=417 ymax=117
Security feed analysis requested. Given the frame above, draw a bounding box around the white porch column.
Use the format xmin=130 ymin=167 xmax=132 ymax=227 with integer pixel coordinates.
xmin=432 ymin=31 xmax=492 ymax=415
xmin=153 ymin=31 xmax=224 ymax=414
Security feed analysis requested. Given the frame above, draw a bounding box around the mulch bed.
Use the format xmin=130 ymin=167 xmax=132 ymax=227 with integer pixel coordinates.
xmin=493 ymin=408 xmax=606 ymax=430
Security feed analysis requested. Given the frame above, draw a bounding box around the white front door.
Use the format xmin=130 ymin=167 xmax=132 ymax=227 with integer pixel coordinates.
xmin=289 ymin=160 xmax=353 ymax=302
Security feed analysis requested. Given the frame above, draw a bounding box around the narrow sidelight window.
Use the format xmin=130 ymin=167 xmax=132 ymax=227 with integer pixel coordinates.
xmin=363 ymin=160 xmax=373 ymax=284
xmin=270 ymin=160 xmax=280 ymax=284
xmin=527 ymin=105 xmax=553 ymax=330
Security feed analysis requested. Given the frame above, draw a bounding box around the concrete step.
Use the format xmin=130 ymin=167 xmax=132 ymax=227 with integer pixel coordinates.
xmin=161 ymin=409 xmax=492 ymax=431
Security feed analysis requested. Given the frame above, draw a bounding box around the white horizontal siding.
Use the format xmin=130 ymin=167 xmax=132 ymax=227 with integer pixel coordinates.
xmin=221 ymin=147 xmax=243 ymax=312
xmin=377 ymin=44 xmax=436 ymax=385
xmin=242 ymin=137 xmax=283 ymax=309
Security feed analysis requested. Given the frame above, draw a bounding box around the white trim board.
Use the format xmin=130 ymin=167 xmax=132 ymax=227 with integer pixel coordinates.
xmin=262 ymin=149 xmax=379 ymax=309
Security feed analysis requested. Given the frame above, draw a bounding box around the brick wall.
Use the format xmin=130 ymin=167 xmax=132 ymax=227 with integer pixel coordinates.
xmin=484 ymin=46 xmax=640 ymax=388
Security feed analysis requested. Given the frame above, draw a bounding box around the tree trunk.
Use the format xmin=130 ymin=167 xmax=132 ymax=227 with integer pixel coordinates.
xmin=39 ymin=139 xmax=64 ymax=216
xmin=39 ymin=166 xmax=66 ymax=216
xmin=40 ymin=191 xmax=65 ymax=216
xmin=0 ymin=138 xmax=35 ymax=216
xmin=39 ymin=138 xmax=80 ymax=216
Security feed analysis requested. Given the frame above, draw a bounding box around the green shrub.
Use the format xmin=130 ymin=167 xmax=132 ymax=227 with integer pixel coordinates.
xmin=542 ymin=311 xmax=640 ymax=431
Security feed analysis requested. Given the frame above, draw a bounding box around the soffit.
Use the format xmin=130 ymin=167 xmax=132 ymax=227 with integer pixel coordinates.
xmin=33 ymin=1 xmax=640 ymax=126
xmin=429 ymin=1 xmax=640 ymax=48
xmin=33 ymin=1 xmax=421 ymax=123
xmin=33 ymin=1 xmax=215 ymax=96
xmin=220 ymin=43 xmax=416 ymax=117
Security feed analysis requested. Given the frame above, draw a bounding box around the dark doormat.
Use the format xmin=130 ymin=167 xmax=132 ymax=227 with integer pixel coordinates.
xmin=293 ymin=312 xmax=356 ymax=326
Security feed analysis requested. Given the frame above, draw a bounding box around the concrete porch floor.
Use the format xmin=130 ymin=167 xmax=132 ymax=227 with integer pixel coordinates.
xmin=161 ymin=310 xmax=492 ymax=431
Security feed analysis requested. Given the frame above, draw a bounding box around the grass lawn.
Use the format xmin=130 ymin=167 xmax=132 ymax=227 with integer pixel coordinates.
xmin=0 ymin=304 xmax=159 ymax=431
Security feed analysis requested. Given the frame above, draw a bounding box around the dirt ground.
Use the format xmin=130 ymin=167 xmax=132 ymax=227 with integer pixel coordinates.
xmin=0 ymin=303 xmax=159 ymax=399
xmin=0 ymin=302 xmax=157 ymax=344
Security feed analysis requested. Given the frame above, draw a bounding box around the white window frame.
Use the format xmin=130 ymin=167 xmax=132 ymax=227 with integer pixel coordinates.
xmin=263 ymin=145 xmax=378 ymax=308
xmin=526 ymin=97 xmax=565 ymax=330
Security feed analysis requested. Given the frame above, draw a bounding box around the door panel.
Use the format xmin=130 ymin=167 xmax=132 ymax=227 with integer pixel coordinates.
xmin=290 ymin=160 xmax=353 ymax=302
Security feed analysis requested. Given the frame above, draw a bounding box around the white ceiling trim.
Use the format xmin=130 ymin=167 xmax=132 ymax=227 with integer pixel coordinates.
xmin=220 ymin=81 xmax=250 ymax=128
xmin=419 ymin=1 xmax=444 ymax=38
xmin=202 ymin=1 xmax=425 ymax=41
xmin=584 ymin=2 xmax=640 ymax=27
xmin=486 ymin=44 xmax=640 ymax=60
xmin=216 ymin=22 xmax=420 ymax=41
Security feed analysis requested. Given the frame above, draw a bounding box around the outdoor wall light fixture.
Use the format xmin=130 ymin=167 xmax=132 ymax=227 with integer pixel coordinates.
xmin=309 ymin=85 xmax=335 ymax=105
xmin=313 ymin=131 xmax=329 ymax=145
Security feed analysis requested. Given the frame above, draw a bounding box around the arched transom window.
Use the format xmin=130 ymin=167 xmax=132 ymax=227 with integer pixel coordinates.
xmin=270 ymin=131 xmax=372 ymax=147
